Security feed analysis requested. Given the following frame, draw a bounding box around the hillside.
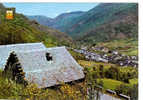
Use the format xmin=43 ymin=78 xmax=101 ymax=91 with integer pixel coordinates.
xmin=27 ymin=3 xmax=138 ymax=44
xmin=77 ymin=3 xmax=138 ymax=44
xmin=27 ymin=11 xmax=85 ymax=32
xmin=65 ymin=3 xmax=138 ymax=38
xmin=50 ymin=11 xmax=84 ymax=32
xmin=0 ymin=4 xmax=72 ymax=47
xmin=27 ymin=15 xmax=53 ymax=26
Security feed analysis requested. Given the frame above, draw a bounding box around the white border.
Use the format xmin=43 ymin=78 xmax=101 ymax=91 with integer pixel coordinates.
xmin=0 ymin=0 xmax=138 ymax=3
xmin=139 ymin=0 xmax=143 ymax=100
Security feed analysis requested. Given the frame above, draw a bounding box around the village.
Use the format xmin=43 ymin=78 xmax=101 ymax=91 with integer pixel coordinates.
xmin=71 ymin=46 xmax=138 ymax=68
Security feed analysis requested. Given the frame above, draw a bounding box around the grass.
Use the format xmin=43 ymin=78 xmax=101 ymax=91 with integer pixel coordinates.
xmin=78 ymin=60 xmax=138 ymax=79
xmin=129 ymin=78 xmax=138 ymax=85
xmin=78 ymin=60 xmax=138 ymax=92
xmin=0 ymin=70 xmax=22 ymax=99
xmin=78 ymin=60 xmax=137 ymax=70
xmin=97 ymin=78 xmax=138 ymax=91
xmin=68 ymin=49 xmax=85 ymax=60
xmin=0 ymin=69 xmax=86 ymax=100
xmin=78 ymin=60 xmax=114 ymax=68
xmin=95 ymin=38 xmax=138 ymax=56
xmin=97 ymin=78 xmax=123 ymax=90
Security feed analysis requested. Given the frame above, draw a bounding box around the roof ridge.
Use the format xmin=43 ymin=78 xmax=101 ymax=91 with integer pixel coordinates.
xmin=11 ymin=46 xmax=66 ymax=53
xmin=0 ymin=42 xmax=44 ymax=47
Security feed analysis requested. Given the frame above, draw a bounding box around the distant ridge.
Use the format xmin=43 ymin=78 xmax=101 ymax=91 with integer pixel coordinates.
xmin=26 ymin=3 xmax=138 ymax=44
xmin=27 ymin=11 xmax=85 ymax=32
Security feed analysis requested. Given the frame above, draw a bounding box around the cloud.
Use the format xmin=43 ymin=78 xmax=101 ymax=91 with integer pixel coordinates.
xmin=66 ymin=10 xmax=71 ymax=13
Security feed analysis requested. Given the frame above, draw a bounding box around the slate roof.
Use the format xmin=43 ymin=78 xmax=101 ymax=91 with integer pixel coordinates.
xmin=10 ymin=46 xmax=84 ymax=88
xmin=0 ymin=43 xmax=46 ymax=69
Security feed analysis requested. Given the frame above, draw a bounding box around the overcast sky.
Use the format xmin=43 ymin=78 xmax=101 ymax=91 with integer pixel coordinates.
xmin=4 ymin=3 xmax=99 ymax=18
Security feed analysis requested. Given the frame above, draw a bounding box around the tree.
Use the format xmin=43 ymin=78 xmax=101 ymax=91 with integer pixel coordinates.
xmin=84 ymin=67 xmax=100 ymax=100
xmin=99 ymin=65 xmax=104 ymax=78
xmin=105 ymin=66 xmax=119 ymax=80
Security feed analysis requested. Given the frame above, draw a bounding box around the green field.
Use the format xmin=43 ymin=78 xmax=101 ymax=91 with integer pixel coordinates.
xmin=78 ymin=59 xmax=138 ymax=95
xmin=95 ymin=38 xmax=138 ymax=56
xmin=97 ymin=78 xmax=124 ymax=90
xmin=78 ymin=60 xmax=137 ymax=71
xmin=129 ymin=78 xmax=138 ymax=85
xmin=97 ymin=78 xmax=138 ymax=90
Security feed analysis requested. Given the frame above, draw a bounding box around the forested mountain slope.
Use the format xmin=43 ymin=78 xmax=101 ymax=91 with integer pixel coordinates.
xmin=27 ymin=3 xmax=138 ymax=44
xmin=0 ymin=4 xmax=72 ymax=47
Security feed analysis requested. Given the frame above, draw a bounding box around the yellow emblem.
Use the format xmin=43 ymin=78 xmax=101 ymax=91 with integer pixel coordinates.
xmin=6 ymin=10 xmax=14 ymax=19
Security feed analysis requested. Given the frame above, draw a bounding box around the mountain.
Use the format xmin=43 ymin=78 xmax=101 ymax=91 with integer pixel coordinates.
xmin=64 ymin=3 xmax=138 ymax=38
xmin=50 ymin=11 xmax=84 ymax=31
xmin=27 ymin=15 xmax=54 ymax=27
xmin=27 ymin=3 xmax=138 ymax=44
xmin=76 ymin=3 xmax=138 ymax=44
xmin=0 ymin=4 xmax=72 ymax=47
xmin=27 ymin=11 xmax=85 ymax=32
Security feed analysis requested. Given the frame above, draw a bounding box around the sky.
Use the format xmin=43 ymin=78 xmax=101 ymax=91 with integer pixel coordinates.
xmin=3 ymin=3 xmax=99 ymax=18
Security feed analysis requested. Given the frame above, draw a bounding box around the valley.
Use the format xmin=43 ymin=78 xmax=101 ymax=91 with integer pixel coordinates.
xmin=0 ymin=3 xmax=138 ymax=100
xmin=28 ymin=3 xmax=138 ymax=42
xmin=69 ymin=39 xmax=138 ymax=100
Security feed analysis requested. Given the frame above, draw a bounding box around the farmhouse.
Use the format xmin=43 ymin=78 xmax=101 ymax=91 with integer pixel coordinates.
xmin=1 ymin=43 xmax=84 ymax=88
xmin=0 ymin=43 xmax=46 ymax=69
